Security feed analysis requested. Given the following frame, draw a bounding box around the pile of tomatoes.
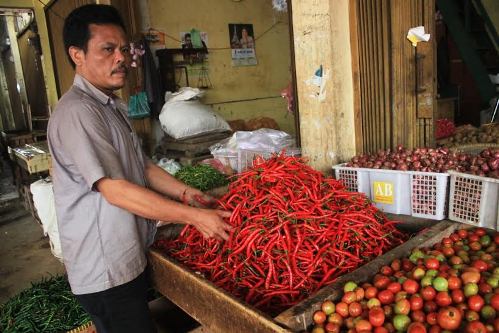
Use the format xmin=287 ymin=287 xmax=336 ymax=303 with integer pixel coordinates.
xmin=309 ymin=227 xmax=499 ymax=333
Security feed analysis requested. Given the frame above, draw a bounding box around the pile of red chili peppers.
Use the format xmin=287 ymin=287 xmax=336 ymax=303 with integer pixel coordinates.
xmin=154 ymin=154 xmax=407 ymax=314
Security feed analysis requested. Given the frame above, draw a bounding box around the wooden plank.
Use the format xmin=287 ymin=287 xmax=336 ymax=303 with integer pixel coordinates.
xmin=148 ymin=249 xmax=292 ymax=333
xmin=374 ymin=0 xmax=384 ymax=149
xmin=381 ymin=0 xmax=391 ymax=149
xmin=359 ymin=0 xmax=372 ymax=153
xmin=357 ymin=0 xmax=369 ymax=153
xmin=274 ymin=220 xmax=461 ymax=330
xmin=349 ymin=0 xmax=363 ymax=154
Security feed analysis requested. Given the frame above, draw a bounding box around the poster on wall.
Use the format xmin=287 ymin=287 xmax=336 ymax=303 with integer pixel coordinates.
xmin=180 ymin=31 xmax=208 ymax=49
xmin=228 ymin=24 xmax=257 ymax=67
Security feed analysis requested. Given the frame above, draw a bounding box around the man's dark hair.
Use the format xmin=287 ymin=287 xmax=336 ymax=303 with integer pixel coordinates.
xmin=63 ymin=4 xmax=126 ymax=68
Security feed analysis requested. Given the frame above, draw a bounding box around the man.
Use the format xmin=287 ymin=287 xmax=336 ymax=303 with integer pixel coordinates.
xmin=47 ymin=4 xmax=231 ymax=332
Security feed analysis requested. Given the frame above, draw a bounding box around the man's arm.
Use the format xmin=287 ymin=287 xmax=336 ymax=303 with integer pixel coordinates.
xmin=96 ymin=178 xmax=231 ymax=240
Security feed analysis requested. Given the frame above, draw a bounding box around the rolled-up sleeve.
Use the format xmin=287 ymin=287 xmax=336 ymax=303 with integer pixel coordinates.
xmin=56 ymin=104 xmax=125 ymax=189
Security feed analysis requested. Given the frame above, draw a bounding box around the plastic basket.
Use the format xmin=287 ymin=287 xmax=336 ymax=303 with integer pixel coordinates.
xmin=448 ymin=170 xmax=499 ymax=230
xmin=367 ymin=169 xmax=412 ymax=215
xmin=237 ymin=148 xmax=301 ymax=173
xmin=332 ymin=164 xmax=371 ymax=196
xmin=410 ymin=171 xmax=449 ymax=220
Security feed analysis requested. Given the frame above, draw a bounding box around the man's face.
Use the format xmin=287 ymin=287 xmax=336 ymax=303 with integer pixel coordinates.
xmin=72 ymin=24 xmax=130 ymax=94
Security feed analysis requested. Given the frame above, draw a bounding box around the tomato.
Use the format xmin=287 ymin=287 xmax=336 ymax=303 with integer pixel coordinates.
xmin=395 ymin=291 xmax=408 ymax=302
xmin=494 ymin=233 xmax=499 ymax=245
xmin=378 ymin=290 xmax=394 ymax=305
xmin=490 ymin=294 xmax=499 ymax=311
xmin=367 ymin=298 xmax=381 ymax=309
xmin=428 ymin=325 xmax=441 ymax=333
xmin=390 ymin=259 xmax=401 ymax=272
xmin=480 ymin=304 xmax=496 ymax=320
xmin=451 ymin=289 xmax=465 ymax=304
xmin=449 ymin=255 xmax=463 ymax=265
xmin=369 ymin=307 xmax=385 ymax=327
xmin=437 ymin=306 xmax=462 ymax=330
xmin=426 ymin=312 xmax=438 ymax=325
xmin=479 ymin=282 xmax=493 ymax=294
xmin=381 ymin=265 xmax=393 ymax=276
xmin=462 ymin=271 xmax=481 ymax=284
xmin=311 ymin=326 xmax=325 ymax=333
xmin=424 ymin=301 xmax=438 ymax=313
xmin=475 ymin=228 xmax=486 ymax=236
xmin=432 ymin=277 xmax=448 ymax=292
xmin=412 ymin=267 xmax=426 ymax=280
xmin=313 ymin=310 xmax=327 ymax=324
xmin=442 ymin=237 xmax=453 ymax=246
xmin=392 ymin=314 xmax=411 ymax=331
xmin=465 ymin=310 xmax=480 ymax=322
xmin=374 ymin=276 xmax=392 ymax=290
xmin=421 ymin=286 xmax=436 ymax=301
xmin=403 ymin=279 xmax=420 ymax=294
xmin=355 ymin=319 xmax=372 ymax=332
xmin=402 ymin=258 xmax=415 ymax=272
xmin=328 ymin=313 xmax=343 ymax=326
xmin=324 ymin=322 xmax=340 ymax=333
xmin=467 ymin=295 xmax=485 ymax=312
xmin=335 ymin=302 xmax=349 ymax=317
xmin=469 ymin=234 xmax=480 ymax=242
xmin=442 ymin=246 xmax=455 ymax=257
xmin=394 ymin=299 xmax=410 ymax=315
xmin=374 ymin=327 xmax=388 ymax=333
xmin=493 ymin=318 xmax=499 ymax=332
xmin=409 ymin=295 xmax=423 ymax=311
xmin=435 ymin=291 xmax=452 ymax=307
xmin=456 ymin=302 xmax=468 ymax=314
xmin=470 ymin=241 xmax=482 ymax=251
xmin=354 ymin=287 xmax=365 ymax=301
xmin=411 ymin=309 xmax=425 ymax=323
xmin=457 ymin=228 xmax=468 ymax=239
xmin=472 ymin=260 xmax=489 ymax=272
xmin=465 ymin=320 xmax=487 ymax=333
xmin=383 ymin=305 xmax=393 ymax=318
xmin=349 ymin=302 xmax=363 ymax=317
xmin=365 ymin=286 xmax=378 ymax=299
xmin=447 ymin=276 xmax=462 ymax=290
xmin=342 ymin=291 xmax=357 ymax=304
xmin=425 ymin=258 xmax=440 ymax=270
xmin=407 ymin=322 xmax=427 ymax=333
xmin=386 ymin=282 xmax=402 ymax=294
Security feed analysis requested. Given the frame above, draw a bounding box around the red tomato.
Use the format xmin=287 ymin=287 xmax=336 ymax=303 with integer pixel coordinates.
xmin=402 ymin=259 xmax=415 ymax=272
xmin=469 ymin=234 xmax=480 ymax=242
xmin=355 ymin=287 xmax=365 ymax=301
xmin=442 ymin=246 xmax=455 ymax=257
xmin=437 ymin=306 xmax=462 ymax=330
xmin=421 ymin=286 xmax=436 ymax=301
xmin=479 ymin=282 xmax=492 ymax=294
xmin=324 ymin=322 xmax=340 ymax=333
xmin=475 ymin=228 xmax=486 ymax=236
xmin=349 ymin=302 xmax=363 ymax=317
xmin=428 ymin=325 xmax=441 ymax=333
xmin=465 ymin=320 xmax=487 ymax=333
xmin=336 ymin=302 xmax=349 ymax=317
xmin=490 ymin=294 xmax=499 ymax=311
xmin=386 ymin=282 xmax=402 ymax=294
xmin=313 ymin=310 xmax=327 ymax=324
xmin=467 ymin=295 xmax=485 ymax=312
xmin=328 ymin=313 xmax=343 ymax=326
xmin=426 ymin=312 xmax=438 ymax=325
xmin=425 ymin=258 xmax=440 ymax=270
xmin=374 ymin=327 xmax=388 ymax=333
xmin=435 ymin=291 xmax=452 ymax=307
xmin=407 ymin=322 xmax=427 ymax=333
xmin=493 ymin=318 xmax=499 ymax=332
xmin=380 ymin=265 xmax=393 ymax=276
xmin=447 ymin=276 xmax=462 ymax=290
xmin=441 ymin=237 xmax=453 ymax=246
xmin=451 ymin=289 xmax=465 ymax=304
xmin=424 ymin=301 xmax=438 ymax=313
xmin=390 ymin=259 xmax=401 ymax=272
xmin=457 ymin=229 xmax=468 ymax=239
xmin=472 ymin=260 xmax=488 ymax=272
xmin=403 ymin=279 xmax=420 ymax=294
xmin=369 ymin=307 xmax=385 ymax=327
xmin=355 ymin=319 xmax=372 ymax=332
xmin=411 ymin=309 xmax=426 ymax=323
xmin=494 ymin=233 xmax=499 ymax=245
xmin=378 ymin=290 xmax=394 ymax=305
xmin=410 ymin=295 xmax=424 ymax=311
xmin=465 ymin=310 xmax=480 ymax=322
xmin=365 ymin=286 xmax=378 ymax=299
xmin=374 ymin=276 xmax=391 ymax=290
xmin=342 ymin=291 xmax=357 ymax=304
xmin=450 ymin=233 xmax=460 ymax=242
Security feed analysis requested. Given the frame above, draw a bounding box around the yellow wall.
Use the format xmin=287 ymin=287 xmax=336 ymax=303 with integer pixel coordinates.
xmin=481 ymin=0 xmax=499 ymax=40
xmin=143 ymin=0 xmax=296 ymax=135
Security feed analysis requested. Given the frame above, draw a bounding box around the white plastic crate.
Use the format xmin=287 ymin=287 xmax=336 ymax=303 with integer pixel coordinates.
xmin=448 ymin=170 xmax=499 ymax=230
xmin=410 ymin=171 xmax=449 ymax=220
xmin=237 ymin=148 xmax=301 ymax=173
xmin=333 ymin=164 xmax=449 ymax=219
xmin=332 ymin=164 xmax=371 ymax=196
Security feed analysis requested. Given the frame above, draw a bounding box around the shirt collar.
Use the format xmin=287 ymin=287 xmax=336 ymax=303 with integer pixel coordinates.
xmin=73 ymin=74 xmax=114 ymax=106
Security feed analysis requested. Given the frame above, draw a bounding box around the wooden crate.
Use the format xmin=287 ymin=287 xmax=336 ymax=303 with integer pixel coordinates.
xmin=10 ymin=142 xmax=51 ymax=174
xmin=148 ymin=220 xmax=459 ymax=332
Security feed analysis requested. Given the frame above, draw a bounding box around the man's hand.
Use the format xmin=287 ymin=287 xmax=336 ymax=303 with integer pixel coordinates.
xmin=182 ymin=188 xmax=217 ymax=208
xmin=192 ymin=209 xmax=232 ymax=241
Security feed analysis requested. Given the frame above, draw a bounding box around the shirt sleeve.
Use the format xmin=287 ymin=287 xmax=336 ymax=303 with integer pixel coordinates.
xmin=56 ymin=103 xmax=125 ymax=189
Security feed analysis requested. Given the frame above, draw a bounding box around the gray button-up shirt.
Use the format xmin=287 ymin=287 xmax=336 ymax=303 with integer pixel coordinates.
xmin=48 ymin=74 xmax=156 ymax=295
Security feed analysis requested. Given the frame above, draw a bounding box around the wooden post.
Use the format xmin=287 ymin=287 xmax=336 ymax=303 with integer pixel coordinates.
xmin=290 ymin=0 xmax=357 ymax=172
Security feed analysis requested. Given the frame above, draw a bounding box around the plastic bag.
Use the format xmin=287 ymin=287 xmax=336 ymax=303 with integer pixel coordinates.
xmin=157 ymin=158 xmax=182 ymax=175
xmin=128 ymin=91 xmax=151 ymax=119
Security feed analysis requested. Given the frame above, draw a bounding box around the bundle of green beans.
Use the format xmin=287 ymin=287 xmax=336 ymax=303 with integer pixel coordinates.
xmin=175 ymin=164 xmax=229 ymax=192
xmin=0 ymin=275 xmax=90 ymax=333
